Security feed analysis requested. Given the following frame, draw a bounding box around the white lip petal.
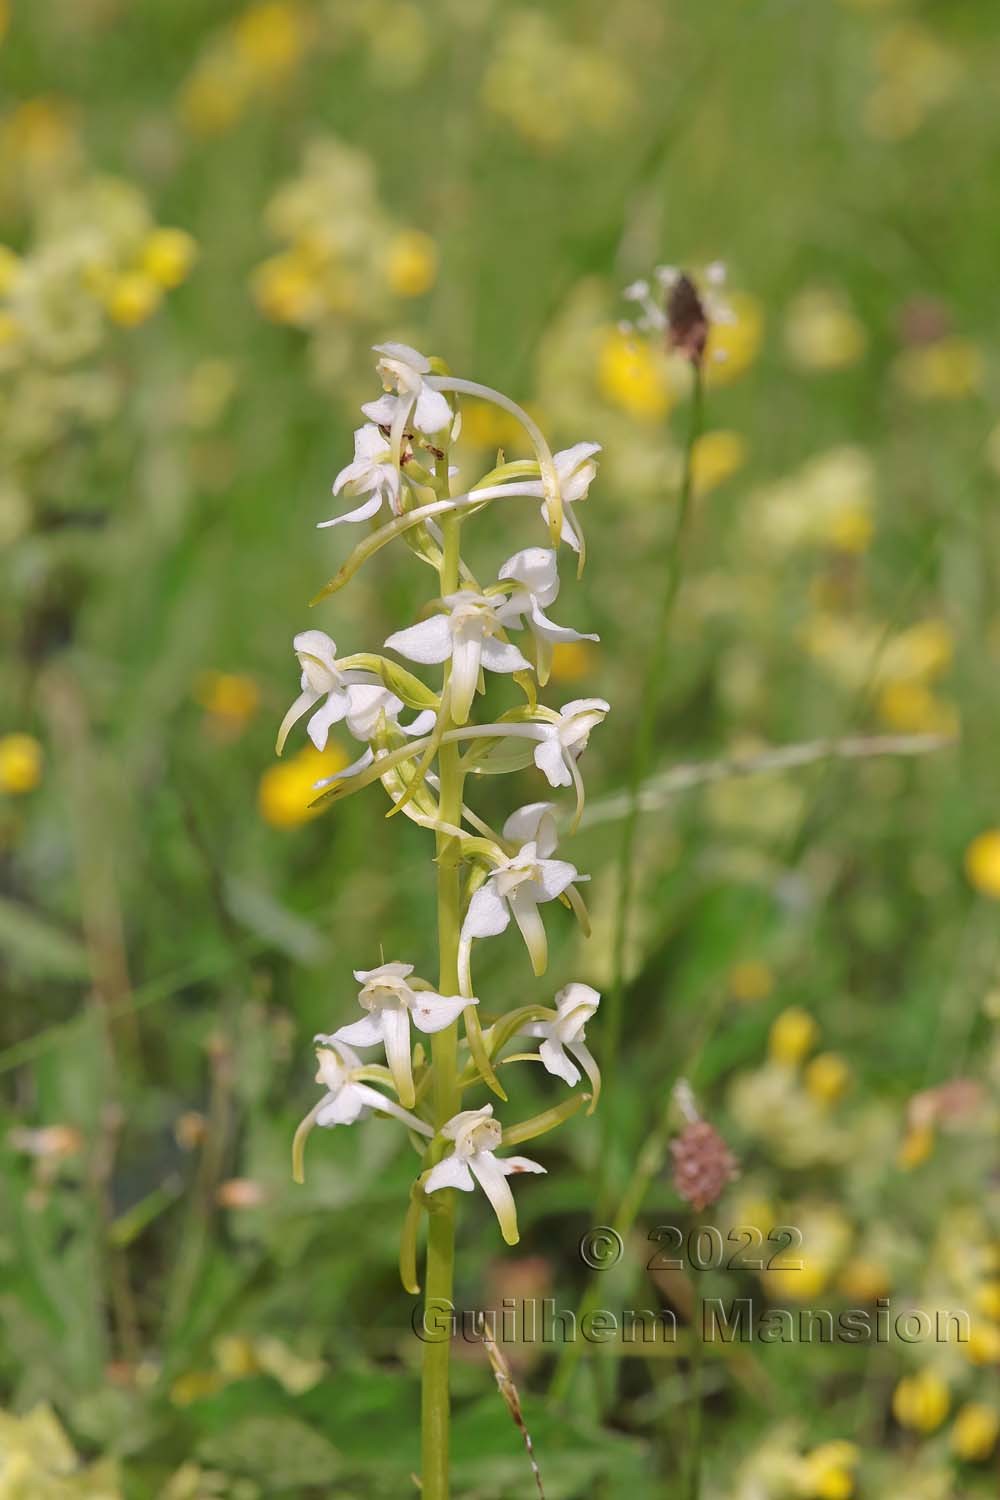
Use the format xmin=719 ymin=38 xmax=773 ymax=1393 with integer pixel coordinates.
xmin=468 ymin=1150 xmax=521 ymax=1245
xmin=506 ymin=887 xmax=548 ymax=977
xmin=384 ymin=614 xmax=453 ymax=665
xmin=380 ymin=1004 xmax=415 ymax=1107
xmin=449 ymin=630 xmax=483 ymax=727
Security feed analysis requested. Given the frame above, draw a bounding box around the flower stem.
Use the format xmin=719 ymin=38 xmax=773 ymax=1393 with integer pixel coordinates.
xmin=421 ymin=474 xmax=465 ymax=1500
xmin=599 ymin=367 xmax=703 ymax=1201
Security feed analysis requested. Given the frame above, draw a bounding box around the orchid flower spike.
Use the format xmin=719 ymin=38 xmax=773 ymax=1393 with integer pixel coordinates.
xmin=496 ymin=547 xmax=598 ymax=685
xmin=423 ymin=1105 xmax=544 ymax=1246
xmin=276 ymin=630 xmax=381 ymax=754
xmin=459 ymin=803 xmax=581 ymax=995
xmin=327 ymin=962 xmax=474 ymax=1107
xmin=524 ymin=983 xmax=601 ymax=1107
xmin=321 ymin=424 xmax=402 ymax=528
xmin=542 ymin=444 xmax=601 ymax=555
xmin=292 ymin=1037 xmax=431 ymax=1183
xmin=385 ymin=592 xmax=531 ymax=726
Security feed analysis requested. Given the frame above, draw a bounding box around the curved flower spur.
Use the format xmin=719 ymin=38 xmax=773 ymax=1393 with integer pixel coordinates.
xmin=276 ymin=340 xmax=610 ymax=1497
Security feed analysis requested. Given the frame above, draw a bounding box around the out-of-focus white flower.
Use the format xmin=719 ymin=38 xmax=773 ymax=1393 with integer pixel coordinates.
xmin=459 ymin=802 xmax=580 ymax=991
xmin=524 ymin=982 xmax=601 ymax=1099
xmin=542 ymin=444 xmax=601 ymax=553
xmin=423 ymin=1104 xmax=544 ymax=1245
xmin=321 ymin=423 xmax=401 ymax=528
xmin=496 ymin=547 xmax=598 ymax=683
xmin=327 ymin=961 xmax=473 ymax=1106
xmin=385 ymin=592 xmax=531 ymax=725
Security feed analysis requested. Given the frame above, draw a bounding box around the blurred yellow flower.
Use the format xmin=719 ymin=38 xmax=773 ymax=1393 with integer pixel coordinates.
xmin=964 ymin=1320 xmax=1000 ymax=1366
xmin=251 ymin=250 xmax=323 ymax=326
xmin=0 ymin=733 xmax=43 ymax=794
xmin=876 ymin=681 xmax=958 ymax=736
xmin=797 ymin=1441 xmax=859 ymax=1500
xmin=141 ymin=228 xmax=198 ymax=290
xmin=549 ymin=640 xmax=599 ymax=683
xmin=883 ymin=619 xmax=954 ymax=683
xmin=728 ymin=959 xmax=774 ymax=1004
xmin=195 ymin=672 xmax=260 ymax=735
xmin=178 ymin=54 xmax=253 ymax=136
xmin=804 ymin=1052 xmax=850 ymax=1105
xmin=865 ymin=23 xmax=961 ymax=143
xmin=951 ymin=1402 xmax=999 ymax=1461
xmin=784 ymin=288 xmax=867 ymax=372
xmin=0 ymin=244 xmax=20 ymax=294
xmin=457 ymin=398 xmax=527 ymax=455
xmin=964 ymin=830 xmax=1000 ymax=900
xmin=892 ymin=1369 xmax=949 ymax=1432
xmin=384 ymin=229 xmax=438 ymax=298
xmin=691 ymin=430 xmax=747 ymax=495
xmin=769 ymin=1006 xmax=818 ymax=1066
xmin=233 ymin=1 xmax=308 ymax=79
xmin=258 ymin=743 xmax=349 ymax=828
xmin=837 ymin=1256 xmax=891 ymax=1301
xmin=104 ymin=271 xmax=162 ymax=327
xmin=894 ymin=337 xmax=984 ymax=401
xmin=597 ymin=326 xmax=673 ymax=421
xmin=3 ymin=97 xmax=78 ymax=167
xmin=975 ymin=1281 xmax=1000 ymax=1321
xmin=897 ymin=1122 xmax=934 ymax=1169
xmin=705 ymin=292 xmax=763 ymax=387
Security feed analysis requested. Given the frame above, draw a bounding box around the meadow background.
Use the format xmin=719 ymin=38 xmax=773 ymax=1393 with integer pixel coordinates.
xmin=1 ymin=0 xmax=999 ymax=1495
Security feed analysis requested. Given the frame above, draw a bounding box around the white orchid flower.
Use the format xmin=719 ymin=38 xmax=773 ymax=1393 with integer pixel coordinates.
xmin=311 ymin=688 xmax=438 ymax=790
xmin=384 ymin=592 xmax=531 ymax=726
xmin=531 ymin=697 xmax=610 ymax=810
xmin=292 ymin=1037 xmax=431 ymax=1183
xmin=423 ymin=1105 xmax=544 ymax=1246
xmin=458 ymin=803 xmax=580 ymax=993
xmin=364 ymin=342 xmax=453 ymax=463
xmin=496 ymin=547 xmax=598 ymax=684
xmin=320 ymin=423 xmax=401 ymax=529
xmin=327 ymin=961 xmax=474 ymax=1107
xmin=541 ymin=444 xmax=601 ymax=554
xmin=276 ymin=630 xmax=381 ymax=754
xmin=523 ymin=982 xmax=601 ymax=1101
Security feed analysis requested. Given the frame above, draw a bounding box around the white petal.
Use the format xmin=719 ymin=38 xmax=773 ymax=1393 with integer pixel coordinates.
xmin=354 ymin=961 xmax=414 ymax=984
xmin=352 ymin=1082 xmax=433 ymax=1135
xmin=568 ymin=1039 xmax=601 ymax=1105
xmin=502 ymin=802 xmax=557 ymax=855
xmin=538 ymin=1036 xmax=581 ymax=1086
xmin=306 ymin=692 xmax=349 ymax=751
xmin=528 ymin=599 xmax=598 ymax=646
xmin=507 ymin=887 xmax=548 ymax=976
xmin=361 ymin=393 xmax=399 ymax=425
xmin=530 ymin=857 xmax=578 ymax=901
xmin=312 ymin=746 xmax=373 ymax=789
xmin=405 ymin=709 xmax=438 ymax=737
xmin=375 ymin=340 xmax=430 ymax=373
xmin=381 ymin=1004 xmax=415 ymax=1107
xmin=468 ymin=1150 xmax=521 ymax=1245
xmin=461 ymin=880 xmax=511 ymax=942
xmin=533 ymin=735 xmax=572 ymax=788
xmin=499 ymin=1155 xmax=546 ymax=1177
xmin=345 ymin=683 xmax=403 ymax=740
xmin=333 ymin=1015 xmax=384 ymax=1048
xmin=410 ymin=991 xmax=475 ymax=1035
xmin=318 ymin=492 xmax=383 ymax=528
xmin=276 ymin=688 xmax=319 ymax=755
xmin=413 ymin=385 xmax=453 ymax=435
xmin=498 ymin=547 xmax=560 ymax=607
xmin=384 ymin=614 xmax=453 ymax=665
xmin=425 ymin=1155 xmax=476 ymax=1194
xmin=479 ymin=638 xmax=531 ymax=674
xmin=316 ymin=1084 xmax=368 ymax=1127
xmin=293 ymin=630 xmax=339 ymax=676
xmin=449 ymin=630 xmax=483 ymax=726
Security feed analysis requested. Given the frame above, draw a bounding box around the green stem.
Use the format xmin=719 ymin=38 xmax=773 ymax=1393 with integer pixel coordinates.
xmin=686 ymin=1289 xmax=704 ymax=1500
xmin=600 ymin=367 xmax=704 ymax=1201
xmin=421 ymin=474 xmax=465 ymax=1500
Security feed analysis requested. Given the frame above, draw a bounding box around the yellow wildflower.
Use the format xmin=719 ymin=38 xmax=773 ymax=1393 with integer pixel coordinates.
xmin=897 ymin=1123 xmax=934 ymax=1169
xmin=0 ymin=733 xmax=43 ymax=794
xmin=963 ymin=1321 xmax=1000 ymax=1366
xmin=3 ymin=97 xmax=78 ymax=166
xmin=258 ymin=744 xmax=349 ymax=829
xmin=965 ymin=831 xmax=1000 ymax=899
xmin=457 ymin=399 xmax=527 ymax=454
xmin=727 ymin=960 xmax=774 ymax=1004
xmin=195 ymin=672 xmax=260 ymax=735
xmin=705 ymin=292 xmax=763 ymax=387
xmin=769 ymin=1006 xmax=818 ymax=1066
xmin=597 ymin=326 xmax=673 ymax=421
xmin=785 ymin=288 xmax=867 ymax=372
xmin=141 ymin=227 xmax=198 ymax=289
xmin=805 ymin=1052 xmax=850 ymax=1105
xmin=250 ymin=250 xmax=323 ymax=326
xmin=837 ymin=1257 xmax=891 ymax=1301
xmin=876 ymin=681 xmax=957 ymax=736
xmin=0 ymin=245 xmax=20 ymax=295
xmin=797 ymin=1440 xmax=859 ymax=1500
xmin=975 ymin=1281 xmax=1000 ymax=1321
xmin=384 ymin=229 xmax=438 ymax=298
xmin=549 ymin=640 xmax=599 ymax=683
xmin=178 ymin=53 xmax=253 ymax=137
xmin=692 ymin=430 xmax=747 ymax=495
xmin=233 ymin=1 xmax=307 ymax=80
xmin=104 ymin=272 xmax=162 ymax=327
xmin=894 ymin=337 xmax=984 ymax=401
xmin=951 ymin=1402 xmax=999 ymax=1461
xmin=892 ymin=1369 xmax=949 ymax=1432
